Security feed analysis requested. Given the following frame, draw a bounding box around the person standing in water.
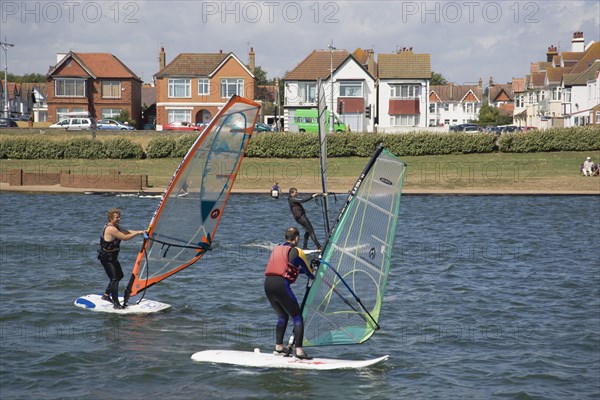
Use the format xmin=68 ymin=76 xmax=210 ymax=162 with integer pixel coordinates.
xmin=97 ymin=208 xmax=145 ymax=309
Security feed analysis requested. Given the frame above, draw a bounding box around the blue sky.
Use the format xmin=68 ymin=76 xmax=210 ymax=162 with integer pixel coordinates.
xmin=1 ymin=0 xmax=598 ymax=85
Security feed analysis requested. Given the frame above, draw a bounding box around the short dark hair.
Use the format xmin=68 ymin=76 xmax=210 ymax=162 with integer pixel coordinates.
xmin=289 ymin=187 xmax=297 ymax=195
xmin=285 ymin=227 xmax=300 ymax=241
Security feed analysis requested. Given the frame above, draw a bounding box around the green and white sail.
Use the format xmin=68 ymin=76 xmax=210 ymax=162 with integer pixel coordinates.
xmin=302 ymin=145 xmax=406 ymax=346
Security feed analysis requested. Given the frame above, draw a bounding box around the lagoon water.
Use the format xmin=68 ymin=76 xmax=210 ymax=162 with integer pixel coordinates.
xmin=0 ymin=192 xmax=598 ymax=399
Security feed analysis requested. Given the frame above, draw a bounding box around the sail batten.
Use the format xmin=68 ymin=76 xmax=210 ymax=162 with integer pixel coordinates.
xmin=125 ymin=95 xmax=260 ymax=301
xmin=302 ymin=145 xmax=406 ymax=347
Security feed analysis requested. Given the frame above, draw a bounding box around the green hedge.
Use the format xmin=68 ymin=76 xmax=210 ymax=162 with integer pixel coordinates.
xmin=498 ymin=126 xmax=600 ymax=152
xmin=0 ymin=127 xmax=597 ymax=159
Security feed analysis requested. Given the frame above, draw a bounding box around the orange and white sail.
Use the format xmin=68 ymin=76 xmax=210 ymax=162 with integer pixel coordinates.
xmin=125 ymin=95 xmax=260 ymax=301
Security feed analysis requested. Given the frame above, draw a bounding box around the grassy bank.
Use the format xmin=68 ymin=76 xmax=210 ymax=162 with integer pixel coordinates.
xmin=1 ymin=151 xmax=598 ymax=193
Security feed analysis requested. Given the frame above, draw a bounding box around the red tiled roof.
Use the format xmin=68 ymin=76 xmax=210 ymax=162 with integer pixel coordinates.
xmin=512 ymin=78 xmax=525 ymax=93
xmin=429 ymin=84 xmax=482 ymax=102
xmin=284 ymin=50 xmax=350 ymax=80
xmin=74 ymin=53 xmax=141 ymax=80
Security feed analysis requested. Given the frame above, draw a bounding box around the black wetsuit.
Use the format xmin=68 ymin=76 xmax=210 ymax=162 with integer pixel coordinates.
xmin=97 ymin=224 xmax=123 ymax=306
xmin=264 ymin=243 xmax=314 ymax=347
xmin=288 ymin=194 xmax=322 ymax=249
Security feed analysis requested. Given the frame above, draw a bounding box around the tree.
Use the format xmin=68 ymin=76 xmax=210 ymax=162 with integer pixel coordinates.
xmin=431 ymin=71 xmax=448 ymax=86
xmin=7 ymin=73 xmax=46 ymax=83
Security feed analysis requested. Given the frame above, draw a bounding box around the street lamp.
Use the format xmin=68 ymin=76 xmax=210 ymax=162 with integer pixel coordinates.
xmin=328 ymin=40 xmax=335 ymax=133
xmin=1 ymin=39 xmax=15 ymax=118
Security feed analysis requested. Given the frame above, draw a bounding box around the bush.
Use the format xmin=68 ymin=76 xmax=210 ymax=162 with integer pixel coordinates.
xmin=62 ymin=138 xmax=107 ymax=159
xmin=173 ymin=134 xmax=199 ymax=158
xmin=147 ymin=136 xmax=176 ymax=158
xmin=498 ymin=127 xmax=600 ymax=152
xmin=103 ymin=137 xmax=144 ymax=159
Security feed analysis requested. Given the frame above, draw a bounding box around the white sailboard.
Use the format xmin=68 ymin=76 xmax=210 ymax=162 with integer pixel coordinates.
xmin=191 ymin=349 xmax=389 ymax=370
xmin=74 ymin=294 xmax=171 ymax=314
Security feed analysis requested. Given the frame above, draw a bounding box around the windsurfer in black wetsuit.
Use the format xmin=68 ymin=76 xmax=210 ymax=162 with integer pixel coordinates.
xmin=264 ymin=227 xmax=314 ymax=359
xmin=97 ymin=208 xmax=145 ymax=309
xmin=287 ymin=188 xmax=324 ymax=251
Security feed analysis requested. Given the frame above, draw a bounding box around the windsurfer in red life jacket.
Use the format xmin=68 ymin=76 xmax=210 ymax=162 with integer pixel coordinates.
xmin=264 ymin=227 xmax=315 ymax=360
xmin=287 ymin=188 xmax=324 ymax=251
xmin=97 ymin=208 xmax=145 ymax=309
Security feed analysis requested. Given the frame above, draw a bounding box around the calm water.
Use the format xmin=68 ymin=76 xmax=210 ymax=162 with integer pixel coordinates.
xmin=0 ymin=192 xmax=599 ymax=399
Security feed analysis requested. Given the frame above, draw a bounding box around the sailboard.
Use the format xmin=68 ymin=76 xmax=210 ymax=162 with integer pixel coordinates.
xmin=191 ymin=349 xmax=389 ymax=370
xmin=76 ymin=95 xmax=261 ymax=313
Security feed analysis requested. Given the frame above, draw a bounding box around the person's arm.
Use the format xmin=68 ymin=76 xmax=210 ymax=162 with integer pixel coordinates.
xmin=106 ymin=225 xmax=145 ymax=241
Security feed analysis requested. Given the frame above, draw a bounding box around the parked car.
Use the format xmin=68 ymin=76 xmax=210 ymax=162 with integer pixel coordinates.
xmin=0 ymin=117 xmax=18 ymax=128
xmin=254 ymin=122 xmax=272 ymax=132
xmin=195 ymin=122 xmax=209 ymax=131
xmin=449 ymin=123 xmax=479 ymax=132
xmin=49 ymin=116 xmax=97 ymax=130
xmin=96 ymin=119 xmax=135 ymax=131
xmin=163 ymin=121 xmax=200 ymax=131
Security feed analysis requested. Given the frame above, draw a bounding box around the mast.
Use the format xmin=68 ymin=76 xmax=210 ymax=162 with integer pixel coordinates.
xmin=317 ymin=79 xmax=331 ymax=235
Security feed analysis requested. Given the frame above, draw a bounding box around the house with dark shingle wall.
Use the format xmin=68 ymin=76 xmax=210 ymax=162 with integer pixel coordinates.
xmin=45 ymin=52 xmax=142 ymax=126
xmin=377 ymin=49 xmax=431 ymax=131
xmin=153 ymin=47 xmax=255 ymax=128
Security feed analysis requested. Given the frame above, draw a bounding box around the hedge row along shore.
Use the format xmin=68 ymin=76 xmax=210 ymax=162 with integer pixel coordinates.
xmin=1 ymin=127 xmax=598 ymax=159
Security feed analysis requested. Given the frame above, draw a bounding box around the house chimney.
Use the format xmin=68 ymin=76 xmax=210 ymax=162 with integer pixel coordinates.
xmin=572 ymin=31 xmax=584 ymax=52
xmin=367 ymin=49 xmax=376 ymax=77
xmin=489 ymin=76 xmax=493 ymax=88
xmin=248 ymin=47 xmax=255 ymax=74
xmin=478 ymin=78 xmax=482 ymax=89
xmin=159 ymin=47 xmax=166 ymax=70
xmin=546 ymin=45 xmax=558 ymax=62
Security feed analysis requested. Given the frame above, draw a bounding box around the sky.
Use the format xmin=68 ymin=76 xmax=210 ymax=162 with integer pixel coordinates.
xmin=0 ymin=0 xmax=598 ymax=86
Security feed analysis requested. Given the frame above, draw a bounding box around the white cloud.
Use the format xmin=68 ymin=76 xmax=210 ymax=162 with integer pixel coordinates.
xmin=1 ymin=0 xmax=598 ymax=85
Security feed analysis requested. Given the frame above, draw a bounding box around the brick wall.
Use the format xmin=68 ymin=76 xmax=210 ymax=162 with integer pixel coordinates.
xmin=6 ymin=169 xmax=147 ymax=190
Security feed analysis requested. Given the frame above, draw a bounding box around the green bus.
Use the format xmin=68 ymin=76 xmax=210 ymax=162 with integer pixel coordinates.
xmin=293 ymin=109 xmax=348 ymax=133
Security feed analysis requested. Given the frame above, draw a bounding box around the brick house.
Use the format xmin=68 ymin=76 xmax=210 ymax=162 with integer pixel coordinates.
xmin=153 ymin=47 xmax=255 ymax=127
xmin=45 ymin=52 xmax=142 ymax=126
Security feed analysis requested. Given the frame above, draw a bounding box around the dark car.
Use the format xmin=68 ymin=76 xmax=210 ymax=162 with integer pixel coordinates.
xmin=0 ymin=117 xmax=18 ymax=128
xmin=450 ymin=123 xmax=478 ymax=132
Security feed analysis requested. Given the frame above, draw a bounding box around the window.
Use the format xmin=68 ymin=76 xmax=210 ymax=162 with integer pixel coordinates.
xmin=56 ymin=108 xmax=69 ymax=121
xmin=390 ymin=114 xmax=419 ymax=126
xmin=390 ymin=84 xmax=421 ymax=99
xmin=339 ymin=81 xmax=363 ymax=97
xmin=563 ymin=88 xmax=571 ymax=102
xmin=444 ymin=103 xmax=450 ymax=111
xmin=429 ymin=103 xmax=436 ymax=113
xmin=198 ymin=78 xmax=210 ymax=95
xmin=102 ymin=81 xmax=121 ymax=98
xmin=55 ymin=79 xmax=85 ymax=97
xmin=595 ymin=111 xmax=600 ymax=125
xmin=297 ymin=82 xmax=316 ymax=103
xmin=221 ymin=78 xmax=244 ymax=98
xmin=168 ymin=78 xmax=191 ymax=98
xmin=168 ymin=109 xmax=192 ymax=123
xmin=102 ymin=109 xmax=122 ymax=118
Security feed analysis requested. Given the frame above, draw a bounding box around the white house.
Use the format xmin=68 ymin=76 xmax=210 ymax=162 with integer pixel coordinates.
xmin=429 ymin=83 xmax=483 ymax=127
xmin=283 ymin=49 xmax=377 ymax=132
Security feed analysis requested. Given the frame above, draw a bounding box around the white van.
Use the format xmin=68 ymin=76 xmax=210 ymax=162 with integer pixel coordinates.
xmin=50 ymin=112 xmax=97 ymax=130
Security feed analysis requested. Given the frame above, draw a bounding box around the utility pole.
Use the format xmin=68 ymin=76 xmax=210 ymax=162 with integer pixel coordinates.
xmin=1 ymin=39 xmax=15 ymax=118
xmin=328 ymin=40 xmax=336 ymax=133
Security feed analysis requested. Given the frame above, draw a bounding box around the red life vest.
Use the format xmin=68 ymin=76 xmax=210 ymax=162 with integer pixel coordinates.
xmin=264 ymin=244 xmax=300 ymax=283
